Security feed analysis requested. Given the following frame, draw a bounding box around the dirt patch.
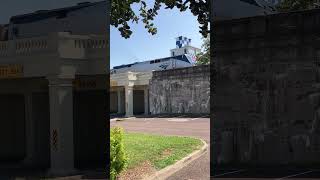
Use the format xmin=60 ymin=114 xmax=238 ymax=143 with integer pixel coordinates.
xmin=161 ymin=149 xmax=173 ymax=158
xmin=118 ymin=161 xmax=156 ymax=180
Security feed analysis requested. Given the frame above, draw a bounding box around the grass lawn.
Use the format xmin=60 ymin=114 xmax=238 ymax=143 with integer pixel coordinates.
xmin=123 ymin=132 xmax=203 ymax=170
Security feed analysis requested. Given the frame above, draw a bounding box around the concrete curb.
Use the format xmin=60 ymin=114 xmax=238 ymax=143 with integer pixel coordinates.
xmin=43 ymin=175 xmax=82 ymax=180
xmin=143 ymin=138 xmax=208 ymax=180
xmin=111 ymin=117 xmax=136 ymax=122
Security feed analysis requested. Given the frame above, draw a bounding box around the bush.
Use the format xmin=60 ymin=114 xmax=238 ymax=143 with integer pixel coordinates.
xmin=110 ymin=127 xmax=128 ymax=180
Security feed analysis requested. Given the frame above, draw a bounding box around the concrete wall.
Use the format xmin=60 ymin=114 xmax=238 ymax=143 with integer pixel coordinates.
xmin=149 ymin=65 xmax=210 ymax=114
xmin=213 ymin=9 xmax=320 ymax=166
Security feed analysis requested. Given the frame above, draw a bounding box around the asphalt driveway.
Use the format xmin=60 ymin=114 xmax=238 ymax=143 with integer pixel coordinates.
xmin=110 ymin=114 xmax=210 ymax=180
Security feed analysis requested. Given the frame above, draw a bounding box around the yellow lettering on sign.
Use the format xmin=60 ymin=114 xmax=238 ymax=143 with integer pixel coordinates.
xmin=110 ymin=80 xmax=117 ymax=86
xmin=0 ymin=65 xmax=23 ymax=78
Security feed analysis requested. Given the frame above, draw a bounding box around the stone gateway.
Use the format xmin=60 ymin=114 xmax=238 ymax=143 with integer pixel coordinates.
xmin=0 ymin=32 xmax=107 ymax=176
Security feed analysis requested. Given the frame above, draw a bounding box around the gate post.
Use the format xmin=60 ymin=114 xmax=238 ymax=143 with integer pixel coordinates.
xmin=144 ymin=87 xmax=149 ymax=115
xmin=125 ymin=85 xmax=134 ymax=117
xmin=47 ymin=76 xmax=76 ymax=176
xmin=117 ymin=89 xmax=123 ymax=114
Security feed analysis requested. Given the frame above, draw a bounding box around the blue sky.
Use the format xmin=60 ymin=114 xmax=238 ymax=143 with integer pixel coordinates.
xmin=110 ymin=3 xmax=203 ymax=68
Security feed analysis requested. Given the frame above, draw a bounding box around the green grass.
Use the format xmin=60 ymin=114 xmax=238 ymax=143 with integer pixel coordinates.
xmin=123 ymin=132 xmax=203 ymax=170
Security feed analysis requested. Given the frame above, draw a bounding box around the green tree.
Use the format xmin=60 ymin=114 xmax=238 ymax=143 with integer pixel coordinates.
xmin=195 ymin=33 xmax=210 ymax=65
xmin=111 ymin=0 xmax=210 ymax=39
xmin=276 ymin=0 xmax=320 ymax=11
xmin=110 ymin=127 xmax=128 ymax=180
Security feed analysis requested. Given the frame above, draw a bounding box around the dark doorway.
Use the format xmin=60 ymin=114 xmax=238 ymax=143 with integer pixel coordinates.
xmin=110 ymin=91 xmax=118 ymax=113
xmin=133 ymin=90 xmax=144 ymax=115
xmin=0 ymin=94 xmax=26 ymax=163
xmin=32 ymin=92 xmax=50 ymax=168
xmin=73 ymin=90 xmax=107 ymax=169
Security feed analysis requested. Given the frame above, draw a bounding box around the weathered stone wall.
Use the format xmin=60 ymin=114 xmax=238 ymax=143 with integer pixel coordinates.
xmin=149 ymin=65 xmax=210 ymax=114
xmin=213 ymin=9 xmax=320 ymax=166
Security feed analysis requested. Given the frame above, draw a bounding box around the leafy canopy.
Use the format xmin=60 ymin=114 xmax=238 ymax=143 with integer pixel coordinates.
xmin=195 ymin=33 xmax=210 ymax=65
xmin=276 ymin=0 xmax=320 ymax=11
xmin=111 ymin=0 xmax=210 ymax=38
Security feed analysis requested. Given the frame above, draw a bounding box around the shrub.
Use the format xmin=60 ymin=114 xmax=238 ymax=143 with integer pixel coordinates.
xmin=110 ymin=127 xmax=128 ymax=180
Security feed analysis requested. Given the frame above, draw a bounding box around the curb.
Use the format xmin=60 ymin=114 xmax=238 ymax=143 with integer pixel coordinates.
xmin=111 ymin=117 xmax=136 ymax=122
xmin=14 ymin=175 xmax=83 ymax=180
xmin=44 ymin=175 xmax=82 ymax=180
xmin=143 ymin=138 xmax=208 ymax=180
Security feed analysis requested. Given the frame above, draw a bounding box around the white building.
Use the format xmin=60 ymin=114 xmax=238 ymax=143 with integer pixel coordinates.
xmin=110 ymin=36 xmax=201 ymax=117
xmin=171 ymin=36 xmax=201 ymax=57
xmin=111 ymin=36 xmax=201 ymax=74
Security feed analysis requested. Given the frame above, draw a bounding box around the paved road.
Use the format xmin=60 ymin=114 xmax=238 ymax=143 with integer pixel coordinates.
xmin=0 ymin=168 xmax=107 ymax=179
xmin=112 ymin=115 xmax=320 ymax=180
xmin=212 ymin=167 xmax=320 ymax=180
xmin=111 ymin=114 xmax=210 ymax=180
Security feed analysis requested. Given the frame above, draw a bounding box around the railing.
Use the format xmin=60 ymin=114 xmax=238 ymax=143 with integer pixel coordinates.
xmin=0 ymin=32 xmax=106 ymax=58
xmin=74 ymin=37 xmax=106 ymax=49
xmin=0 ymin=41 xmax=8 ymax=56
xmin=15 ymin=37 xmax=48 ymax=54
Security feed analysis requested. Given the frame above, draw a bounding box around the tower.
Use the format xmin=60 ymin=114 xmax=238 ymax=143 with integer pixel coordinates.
xmin=175 ymin=36 xmax=191 ymax=48
xmin=170 ymin=36 xmax=201 ymax=63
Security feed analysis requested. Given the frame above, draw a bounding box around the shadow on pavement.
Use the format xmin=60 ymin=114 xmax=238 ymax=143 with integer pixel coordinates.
xmin=212 ymin=166 xmax=320 ymax=178
xmin=0 ymin=167 xmax=108 ymax=179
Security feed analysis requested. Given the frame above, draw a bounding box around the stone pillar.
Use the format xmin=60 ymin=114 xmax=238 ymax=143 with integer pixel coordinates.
xmin=117 ymin=89 xmax=122 ymax=114
xmin=47 ymin=77 xmax=76 ymax=175
xmin=125 ymin=86 xmax=133 ymax=117
xmin=144 ymin=87 xmax=149 ymax=115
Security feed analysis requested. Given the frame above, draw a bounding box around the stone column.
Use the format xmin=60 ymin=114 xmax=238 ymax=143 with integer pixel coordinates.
xmin=47 ymin=77 xmax=76 ymax=176
xmin=125 ymin=85 xmax=133 ymax=117
xmin=117 ymin=89 xmax=122 ymax=114
xmin=144 ymin=87 xmax=149 ymax=115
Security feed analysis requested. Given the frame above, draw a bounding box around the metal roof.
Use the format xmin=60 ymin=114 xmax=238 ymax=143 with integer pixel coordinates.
xmin=240 ymin=0 xmax=260 ymax=7
xmin=113 ymin=55 xmax=191 ymax=70
xmin=10 ymin=1 xmax=106 ymax=24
